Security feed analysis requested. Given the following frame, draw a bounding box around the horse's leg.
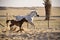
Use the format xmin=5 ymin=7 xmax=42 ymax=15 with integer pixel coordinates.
xmin=27 ymin=18 xmax=35 ymax=27
xmin=9 ymin=24 xmax=14 ymax=31
xmin=19 ymin=27 xmax=24 ymax=32
xmin=16 ymin=26 xmax=23 ymax=32
xmin=16 ymin=24 xmax=24 ymax=32
xmin=28 ymin=21 xmax=35 ymax=29
xmin=29 ymin=22 xmax=35 ymax=27
xmin=16 ymin=26 xmax=21 ymax=32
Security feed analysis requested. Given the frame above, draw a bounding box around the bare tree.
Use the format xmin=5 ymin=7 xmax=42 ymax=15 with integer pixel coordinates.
xmin=43 ymin=0 xmax=51 ymax=20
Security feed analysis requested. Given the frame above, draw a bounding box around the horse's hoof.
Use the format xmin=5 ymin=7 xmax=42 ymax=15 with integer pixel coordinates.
xmin=16 ymin=29 xmax=24 ymax=32
xmin=2 ymin=31 xmax=6 ymax=33
xmin=21 ymin=29 xmax=24 ymax=31
xmin=16 ymin=30 xmax=20 ymax=32
xmin=20 ymin=29 xmax=24 ymax=32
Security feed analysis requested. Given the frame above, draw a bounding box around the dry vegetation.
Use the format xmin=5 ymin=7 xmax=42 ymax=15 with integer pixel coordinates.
xmin=0 ymin=7 xmax=60 ymax=40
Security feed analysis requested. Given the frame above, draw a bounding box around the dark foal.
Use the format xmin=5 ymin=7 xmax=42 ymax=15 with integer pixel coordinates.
xmin=6 ymin=18 xmax=28 ymax=32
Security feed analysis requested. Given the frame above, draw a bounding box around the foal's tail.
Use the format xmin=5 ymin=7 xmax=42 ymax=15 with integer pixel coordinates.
xmin=6 ymin=20 xmax=10 ymax=24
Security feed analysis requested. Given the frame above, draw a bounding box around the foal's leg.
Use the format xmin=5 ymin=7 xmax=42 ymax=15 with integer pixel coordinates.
xmin=16 ymin=26 xmax=22 ymax=32
xmin=10 ymin=24 xmax=14 ymax=31
xmin=20 ymin=27 xmax=24 ymax=32
xmin=16 ymin=25 xmax=24 ymax=32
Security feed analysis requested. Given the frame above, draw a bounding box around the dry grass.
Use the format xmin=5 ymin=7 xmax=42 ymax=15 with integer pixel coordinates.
xmin=0 ymin=7 xmax=60 ymax=40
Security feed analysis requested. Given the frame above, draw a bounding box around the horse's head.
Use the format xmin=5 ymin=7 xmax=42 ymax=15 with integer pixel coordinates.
xmin=30 ymin=11 xmax=39 ymax=17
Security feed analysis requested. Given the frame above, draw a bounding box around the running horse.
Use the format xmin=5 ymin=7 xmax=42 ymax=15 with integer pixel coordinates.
xmin=6 ymin=11 xmax=39 ymax=32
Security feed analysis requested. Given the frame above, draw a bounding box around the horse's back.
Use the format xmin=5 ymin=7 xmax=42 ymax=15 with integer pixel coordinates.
xmin=15 ymin=16 xmax=24 ymax=21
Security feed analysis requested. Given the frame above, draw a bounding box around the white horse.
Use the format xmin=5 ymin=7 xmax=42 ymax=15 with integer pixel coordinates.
xmin=15 ymin=11 xmax=39 ymax=27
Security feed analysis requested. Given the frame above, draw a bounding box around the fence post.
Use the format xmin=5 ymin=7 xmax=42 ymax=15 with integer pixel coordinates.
xmin=6 ymin=13 xmax=8 ymax=27
xmin=48 ymin=18 xmax=49 ymax=28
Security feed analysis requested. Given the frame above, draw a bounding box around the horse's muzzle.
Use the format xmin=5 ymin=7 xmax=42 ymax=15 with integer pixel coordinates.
xmin=37 ymin=15 xmax=39 ymax=17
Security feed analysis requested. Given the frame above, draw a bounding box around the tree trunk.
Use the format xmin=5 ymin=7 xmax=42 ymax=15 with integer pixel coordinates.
xmin=43 ymin=0 xmax=51 ymax=20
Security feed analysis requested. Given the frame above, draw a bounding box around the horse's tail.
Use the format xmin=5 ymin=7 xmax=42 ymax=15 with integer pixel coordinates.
xmin=6 ymin=20 xmax=10 ymax=24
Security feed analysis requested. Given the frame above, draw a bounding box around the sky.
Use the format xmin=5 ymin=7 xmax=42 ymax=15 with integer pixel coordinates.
xmin=0 ymin=0 xmax=60 ymax=7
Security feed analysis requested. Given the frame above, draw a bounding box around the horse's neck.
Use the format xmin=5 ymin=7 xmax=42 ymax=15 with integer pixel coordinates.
xmin=27 ymin=13 xmax=34 ymax=17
